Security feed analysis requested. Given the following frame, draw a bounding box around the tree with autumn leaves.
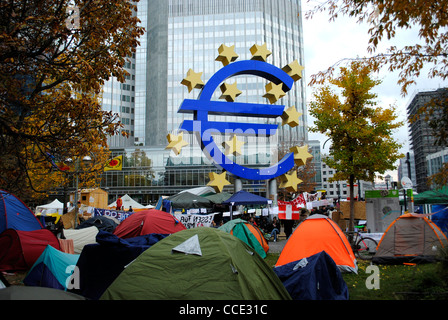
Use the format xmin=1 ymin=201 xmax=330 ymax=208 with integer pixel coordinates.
xmin=309 ymin=61 xmax=403 ymax=241
xmin=306 ymin=0 xmax=448 ymax=189
xmin=0 ymin=0 xmax=144 ymax=201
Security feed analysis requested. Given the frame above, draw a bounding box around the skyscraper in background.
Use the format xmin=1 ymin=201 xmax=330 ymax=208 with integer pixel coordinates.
xmin=103 ymin=0 xmax=307 ymax=148
xmin=407 ymin=88 xmax=447 ymax=193
xmin=98 ymin=0 xmax=310 ymax=203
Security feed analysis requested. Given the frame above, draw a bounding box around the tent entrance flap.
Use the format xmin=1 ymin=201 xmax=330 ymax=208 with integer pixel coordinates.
xmin=394 ymin=222 xmax=424 ymax=256
xmin=172 ymin=234 xmax=202 ymax=256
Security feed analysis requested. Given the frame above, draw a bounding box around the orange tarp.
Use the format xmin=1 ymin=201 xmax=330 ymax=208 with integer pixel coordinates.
xmin=275 ymin=214 xmax=357 ymax=272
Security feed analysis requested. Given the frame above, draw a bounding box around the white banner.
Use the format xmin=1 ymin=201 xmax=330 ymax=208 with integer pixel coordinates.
xmin=174 ymin=213 xmax=216 ymax=229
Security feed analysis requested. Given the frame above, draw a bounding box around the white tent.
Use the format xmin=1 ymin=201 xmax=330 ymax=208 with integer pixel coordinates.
xmin=35 ymin=199 xmax=64 ymax=215
xmin=108 ymin=194 xmax=154 ymax=210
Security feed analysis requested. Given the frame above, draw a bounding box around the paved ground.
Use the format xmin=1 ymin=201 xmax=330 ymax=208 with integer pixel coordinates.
xmin=267 ymin=239 xmax=287 ymax=253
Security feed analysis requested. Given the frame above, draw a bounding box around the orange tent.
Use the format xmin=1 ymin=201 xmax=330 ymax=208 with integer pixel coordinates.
xmin=275 ymin=214 xmax=357 ymax=273
xmin=218 ymin=219 xmax=269 ymax=258
xmin=242 ymin=223 xmax=269 ymax=254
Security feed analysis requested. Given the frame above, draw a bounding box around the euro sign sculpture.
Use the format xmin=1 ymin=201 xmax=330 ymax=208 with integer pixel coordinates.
xmin=173 ymin=45 xmax=306 ymax=184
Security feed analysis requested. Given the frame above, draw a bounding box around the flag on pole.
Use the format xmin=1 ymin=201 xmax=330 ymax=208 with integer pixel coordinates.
xmin=104 ymin=155 xmax=123 ymax=171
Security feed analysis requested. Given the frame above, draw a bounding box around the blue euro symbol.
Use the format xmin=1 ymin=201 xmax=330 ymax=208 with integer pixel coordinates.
xmin=178 ymin=60 xmax=295 ymax=181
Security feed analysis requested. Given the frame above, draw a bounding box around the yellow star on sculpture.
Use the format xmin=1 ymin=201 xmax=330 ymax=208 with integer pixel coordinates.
xmin=215 ymin=44 xmax=239 ymax=66
xmin=219 ymin=82 xmax=242 ymax=102
xmin=282 ymin=60 xmax=304 ymax=81
xmin=263 ymin=82 xmax=286 ymax=104
xmin=180 ymin=69 xmax=204 ymax=92
xmin=165 ymin=132 xmax=188 ymax=155
xmin=222 ymin=135 xmax=245 ymax=156
xmin=250 ymin=43 xmax=271 ymax=62
xmin=281 ymin=105 xmax=302 ymax=127
xmin=207 ymin=171 xmax=231 ymax=193
xmin=279 ymin=171 xmax=303 ymax=192
xmin=289 ymin=145 xmax=313 ymax=166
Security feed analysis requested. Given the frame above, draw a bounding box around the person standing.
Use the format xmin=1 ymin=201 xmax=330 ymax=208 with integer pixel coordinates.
xmin=116 ymin=196 xmax=123 ymax=211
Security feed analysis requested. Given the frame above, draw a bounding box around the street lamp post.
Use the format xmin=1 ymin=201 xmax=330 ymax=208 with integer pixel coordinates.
xmin=68 ymin=156 xmax=92 ymax=228
xmin=385 ymin=174 xmax=391 ymax=190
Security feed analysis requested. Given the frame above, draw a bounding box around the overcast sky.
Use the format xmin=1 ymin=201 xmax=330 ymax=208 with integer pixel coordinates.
xmin=300 ymin=1 xmax=448 ymax=182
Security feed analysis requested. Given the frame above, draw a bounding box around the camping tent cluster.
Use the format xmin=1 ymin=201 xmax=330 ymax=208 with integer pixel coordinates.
xmin=1 ymin=186 xmax=447 ymax=301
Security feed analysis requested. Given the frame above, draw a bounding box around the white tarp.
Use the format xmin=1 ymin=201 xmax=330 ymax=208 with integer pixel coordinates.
xmin=63 ymin=226 xmax=99 ymax=254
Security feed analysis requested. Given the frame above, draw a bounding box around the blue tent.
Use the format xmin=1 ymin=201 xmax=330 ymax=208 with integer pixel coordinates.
xmin=69 ymin=231 xmax=167 ymax=300
xmin=432 ymin=205 xmax=448 ymax=234
xmin=222 ymin=190 xmax=272 ymax=206
xmin=274 ymin=251 xmax=349 ymax=300
xmin=0 ymin=190 xmax=43 ymax=233
xmin=23 ymin=245 xmax=80 ymax=290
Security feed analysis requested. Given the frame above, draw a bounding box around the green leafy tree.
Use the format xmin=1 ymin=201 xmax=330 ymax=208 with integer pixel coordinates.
xmin=306 ymin=0 xmax=448 ymax=190
xmin=309 ymin=62 xmax=403 ymax=241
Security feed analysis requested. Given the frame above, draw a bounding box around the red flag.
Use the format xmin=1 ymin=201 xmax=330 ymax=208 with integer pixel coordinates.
xmin=278 ymin=204 xmax=301 ymax=220
xmin=292 ymin=194 xmax=306 ymax=208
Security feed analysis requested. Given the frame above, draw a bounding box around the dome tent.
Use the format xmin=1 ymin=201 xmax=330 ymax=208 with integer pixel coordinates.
xmin=218 ymin=218 xmax=269 ymax=258
xmin=373 ymin=213 xmax=448 ymax=264
xmin=0 ymin=229 xmax=60 ymax=272
xmin=101 ymin=227 xmax=291 ymax=300
xmin=276 ymin=214 xmax=357 ymax=273
xmin=274 ymin=251 xmax=349 ymax=300
xmin=0 ymin=190 xmax=43 ymax=233
xmin=113 ymin=209 xmax=186 ymax=239
xmin=23 ymin=245 xmax=80 ymax=290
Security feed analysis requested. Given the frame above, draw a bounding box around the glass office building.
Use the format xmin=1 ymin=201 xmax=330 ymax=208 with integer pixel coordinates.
xmin=99 ymin=0 xmax=308 ymax=204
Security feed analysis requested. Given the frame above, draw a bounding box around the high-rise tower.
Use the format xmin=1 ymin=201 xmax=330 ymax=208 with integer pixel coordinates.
xmin=102 ymin=0 xmax=307 ymax=148
xmin=99 ymin=0 xmax=308 ymax=201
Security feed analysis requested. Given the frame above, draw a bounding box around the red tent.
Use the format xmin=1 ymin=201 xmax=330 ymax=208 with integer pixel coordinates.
xmin=113 ymin=209 xmax=186 ymax=239
xmin=0 ymin=228 xmax=60 ymax=272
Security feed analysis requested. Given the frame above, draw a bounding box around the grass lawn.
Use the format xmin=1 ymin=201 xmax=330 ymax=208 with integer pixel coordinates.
xmin=266 ymin=253 xmax=448 ymax=300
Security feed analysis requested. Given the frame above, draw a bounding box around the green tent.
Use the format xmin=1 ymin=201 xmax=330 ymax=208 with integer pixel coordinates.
xmin=203 ymin=192 xmax=232 ymax=204
xmin=167 ymin=191 xmax=214 ymax=209
xmin=413 ymin=186 xmax=448 ymax=205
xmin=218 ymin=218 xmax=267 ymax=258
xmin=101 ymin=227 xmax=291 ymax=300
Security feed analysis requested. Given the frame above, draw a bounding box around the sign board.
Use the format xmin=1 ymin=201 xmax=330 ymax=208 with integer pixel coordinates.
xmin=365 ymin=190 xmax=400 ymax=233
xmin=401 ymin=177 xmax=413 ymax=189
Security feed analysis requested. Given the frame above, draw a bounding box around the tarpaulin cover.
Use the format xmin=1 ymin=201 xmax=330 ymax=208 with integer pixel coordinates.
xmin=70 ymin=231 xmax=167 ymax=300
xmin=274 ymin=251 xmax=349 ymax=300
